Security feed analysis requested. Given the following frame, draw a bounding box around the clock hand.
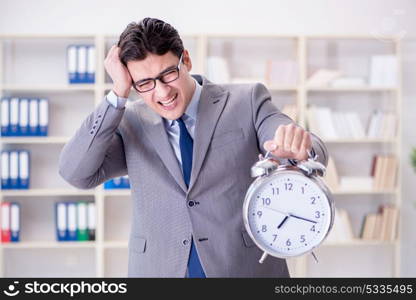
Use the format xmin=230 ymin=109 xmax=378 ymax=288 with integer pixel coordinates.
xmin=277 ymin=215 xmax=289 ymax=229
xmin=262 ymin=206 xmax=288 ymax=216
xmin=288 ymin=213 xmax=317 ymax=224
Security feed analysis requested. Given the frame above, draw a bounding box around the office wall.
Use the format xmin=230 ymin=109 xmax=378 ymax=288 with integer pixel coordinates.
xmin=1 ymin=0 xmax=415 ymax=276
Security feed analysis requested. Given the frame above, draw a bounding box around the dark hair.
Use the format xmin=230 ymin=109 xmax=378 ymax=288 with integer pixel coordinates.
xmin=117 ymin=18 xmax=184 ymax=65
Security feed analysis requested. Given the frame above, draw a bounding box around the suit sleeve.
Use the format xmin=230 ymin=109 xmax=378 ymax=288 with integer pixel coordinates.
xmin=58 ymin=98 xmax=128 ymax=189
xmin=251 ymin=83 xmax=328 ymax=166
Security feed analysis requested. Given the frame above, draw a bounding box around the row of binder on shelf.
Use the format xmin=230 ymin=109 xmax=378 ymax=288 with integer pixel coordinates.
xmin=104 ymin=176 xmax=130 ymax=189
xmin=1 ymin=150 xmax=30 ymax=189
xmin=56 ymin=201 xmax=96 ymax=242
xmin=1 ymin=202 xmax=20 ymax=243
xmin=1 ymin=97 xmax=48 ymax=136
xmin=67 ymin=45 xmax=95 ymax=84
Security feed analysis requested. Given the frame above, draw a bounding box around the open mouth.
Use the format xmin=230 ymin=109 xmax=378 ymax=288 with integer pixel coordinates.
xmin=158 ymin=94 xmax=178 ymax=110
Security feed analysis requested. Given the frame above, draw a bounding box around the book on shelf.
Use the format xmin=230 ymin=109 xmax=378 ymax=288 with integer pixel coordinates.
xmin=306 ymin=69 xmax=341 ymax=87
xmin=323 ymin=156 xmax=339 ymax=191
xmin=339 ymin=176 xmax=373 ymax=191
xmin=369 ymin=55 xmax=398 ymax=87
xmin=265 ymin=59 xmax=297 ymax=86
xmin=206 ymin=56 xmax=230 ymax=84
xmin=325 ymin=209 xmax=354 ymax=243
xmin=306 ymin=106 xmax=365 ymax=140
xmin=371 ymin=154 xmax=397 ymax=190
xmin=361 ymin=204 xmax=398 ymax=241
xmin=329 ymin=77 xmax=366 ymax=88
xmin=281 ymin=103 xmax=297 ymax=122
xmin=366 ymin=110 xmax=397 ymax=139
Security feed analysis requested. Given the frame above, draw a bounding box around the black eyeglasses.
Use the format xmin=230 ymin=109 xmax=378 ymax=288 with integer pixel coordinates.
xmin=133 ymin=53 xmax=184 ymax=93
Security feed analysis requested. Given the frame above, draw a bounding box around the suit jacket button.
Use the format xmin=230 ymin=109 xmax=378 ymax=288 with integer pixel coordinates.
xmin=182 ymin=239 xmax=189 ymax=246
xmin=188 ymin=200 xmax=195 ymax=207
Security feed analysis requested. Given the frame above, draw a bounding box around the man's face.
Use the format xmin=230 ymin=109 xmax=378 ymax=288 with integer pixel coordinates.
xmin=127 ymin=50 xmax=194 ymax=120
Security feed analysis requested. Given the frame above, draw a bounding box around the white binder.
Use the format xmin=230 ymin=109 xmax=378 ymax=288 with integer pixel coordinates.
xmin=56 ymin=202 xmax=68 ymax=241
xmin=1 ymin=98 xmax=10 ymax=136
xmin=87 ymin=45 xmax=95 ymax=83
xmin=39 ymin=98 xmax=48 ymax=136
xmin=10 ymin=202 xmax=20 ymax=242
xmin=29 ymin=99 xmax=39 ymax=136
xmin=1 ymin=151 xmax=10 ymax=189
xmin=67 ymin=45 xmax=78 ymax=83
xmin=87 ymin=202 xmax=96 ymax=240
xmin=77 ymin=45 xmax=87 ymax=83
xmin=9 ymin=151 xmax=19 ymax=189
xmin=67 ymin=202 xmax=77 ymax=241
xmin=19 ymin=98 xmax=29 ymax=136
xmin=18 ymin=151 xmax=29 ymax=189
xmin=9 ymin=97 xmax=19 ymax=136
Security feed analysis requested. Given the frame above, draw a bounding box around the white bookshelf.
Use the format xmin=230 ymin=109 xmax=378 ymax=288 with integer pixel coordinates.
xmin=0 ymin=34 xmax=402 ymax=278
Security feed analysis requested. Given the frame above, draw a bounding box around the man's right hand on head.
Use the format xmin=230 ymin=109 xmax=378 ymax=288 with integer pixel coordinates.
xmin=104 ymin=45 xmax=133 ymax=98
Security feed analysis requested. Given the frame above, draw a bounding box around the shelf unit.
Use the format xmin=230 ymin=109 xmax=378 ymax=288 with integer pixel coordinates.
xmin=0 ymin=34 xmax=402 ymax=277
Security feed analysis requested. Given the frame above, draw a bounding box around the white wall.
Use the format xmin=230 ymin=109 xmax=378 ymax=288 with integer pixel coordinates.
xmin=1 ymin=0 xmax=415 ymax=276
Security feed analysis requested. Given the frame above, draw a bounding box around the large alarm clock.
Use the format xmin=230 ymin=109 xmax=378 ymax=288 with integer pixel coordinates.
xmin=242 ymin=150 xmax=334 ymax=263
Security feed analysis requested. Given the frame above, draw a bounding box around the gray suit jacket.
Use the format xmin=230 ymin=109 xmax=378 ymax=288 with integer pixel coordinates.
xmin=59 ymin=75 xmax=328 ymax=277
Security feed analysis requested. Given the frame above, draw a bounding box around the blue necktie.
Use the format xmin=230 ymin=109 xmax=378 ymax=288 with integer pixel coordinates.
xmin=177 ymin=117 xmax=206 ymax=278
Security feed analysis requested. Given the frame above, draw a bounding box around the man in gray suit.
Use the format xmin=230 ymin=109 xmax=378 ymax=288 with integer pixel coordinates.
xmin=59 ymin=18 xmax=328 ymax=278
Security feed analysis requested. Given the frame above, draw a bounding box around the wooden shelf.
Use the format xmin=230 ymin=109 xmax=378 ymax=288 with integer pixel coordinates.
xmin=103 ymin=189 xmax=131 ymax=197
xmin=2 ymin=84 xmax=96 ymax=91
xmin=0 ymin=188 xmax=95 ymax=197
xmin=332 ymin=189 xmax=397 ymax=195
xmin=0 ymin=241 xmax=96 ymax=249
xmin=323 ymin=138 xmax=397 ymax=144
xmin=103 ymin=241 xmax=128 ymax=248
xmin=306 ymin=86 xmax=397 ymax=92
xmin=323 ymin=239 xmax=397 ymax=246
xmin=0 ymin=136 xmax=70 ymax=144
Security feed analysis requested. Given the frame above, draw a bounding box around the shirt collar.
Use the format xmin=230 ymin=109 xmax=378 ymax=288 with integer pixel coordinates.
xmin=166 ymin=77 xmax=202 ymax=127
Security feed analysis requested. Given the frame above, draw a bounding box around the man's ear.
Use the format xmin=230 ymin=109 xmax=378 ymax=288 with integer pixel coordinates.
xmin=182 ymin=49 xmax=192 ymax=72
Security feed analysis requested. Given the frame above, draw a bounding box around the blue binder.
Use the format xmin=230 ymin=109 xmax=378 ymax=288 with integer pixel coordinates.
xmin=67 ymin=202 xmax=77 ymax=241
xmin=18 ymin=150 xmax=30 ymax=189
xmin=55 ymin=202 xmax=68 ymax=241
xmin=1 ymin=151 xmax=10 ymax=189
xmin=29 ymin=99 xmax=39 ymax=136
xmin=1 ymin=98 xmax=10 ymax=136
xmin=9 ymin=98 xmax=19 ymax=136
xmin=9 ymin=151 xmax=19 ymax=189
xmin=19 ymin=98 xmax=30 ymax=136
xmin=39 ymin=98 xmax=48 ymax=136
xmin=68 ymin=45 xmax=78 ymax=84
xmin=10 ymin=202 xmax=20 ymax=242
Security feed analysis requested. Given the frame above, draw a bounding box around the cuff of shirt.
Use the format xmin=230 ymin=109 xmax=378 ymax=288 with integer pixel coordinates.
xmin=106 ymin=90 xmax=128 ymax=108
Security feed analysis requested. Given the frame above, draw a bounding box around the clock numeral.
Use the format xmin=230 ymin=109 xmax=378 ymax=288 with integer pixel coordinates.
xmin=261 ymin=225 xmax=267 ymax=232
xmin=257 ymin=211 xmax=263 ymax=218
xmin=300 ymin=235 xmax=306 ymax=243
xmin=310 ymin=225 xmax=316 ymax=232
xmin=272 ymin=188 xmax=279 ymax=195
xmin=273 ymin=234 xmax=278 ymax=242
xmin=315 ymin=211 xmax=321 ymax=219
xmin=310 ymin=197 xmax=316 ymax=205
xmin=301 ymin=187 xmax=305 ymax=194
xmin=285 ymin=183 xmax=293 ymax=191
xmin=286 ymin=239 xmax=291 ymax=246
xmin=262 ymin=197 xmax=271 ymax=206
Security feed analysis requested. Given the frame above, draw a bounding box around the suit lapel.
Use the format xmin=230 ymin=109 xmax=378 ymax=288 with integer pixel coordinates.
xmin=135 ymin=104 xmax=188 ymax=193
xmin=188 ymin=81 xmax=229 ymax=192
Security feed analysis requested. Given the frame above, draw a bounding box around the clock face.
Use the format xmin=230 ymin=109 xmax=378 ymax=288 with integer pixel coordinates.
xmin=245 ymin=171 xmax=333 ymax=258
